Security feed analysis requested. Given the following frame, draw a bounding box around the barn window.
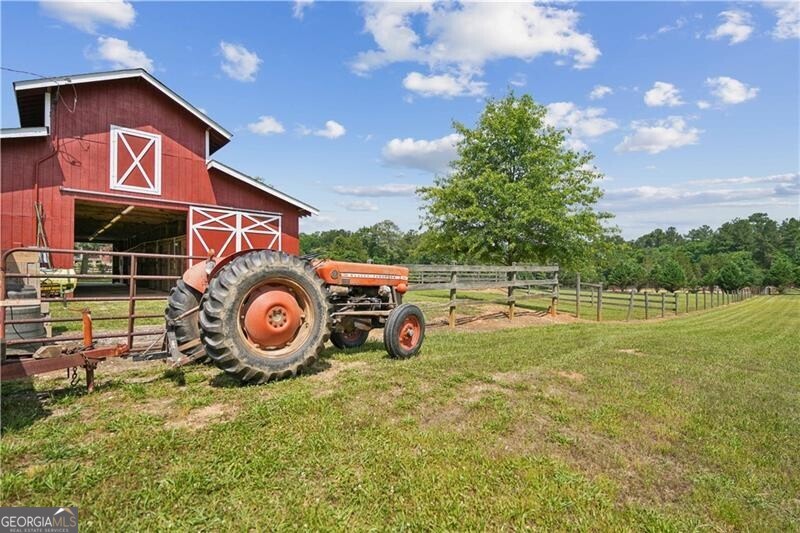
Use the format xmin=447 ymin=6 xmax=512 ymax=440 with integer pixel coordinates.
xmin=109 ymin=125 xmax=162 ymax=195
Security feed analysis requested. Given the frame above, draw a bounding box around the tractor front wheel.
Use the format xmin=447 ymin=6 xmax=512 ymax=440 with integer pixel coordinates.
xmin=199 ymin=250 xmax=330 ymax=384
xmin=383 ymin=304 xmax=425 ymax=359
xmin=330 ymin=327 xmax=370 ymax=349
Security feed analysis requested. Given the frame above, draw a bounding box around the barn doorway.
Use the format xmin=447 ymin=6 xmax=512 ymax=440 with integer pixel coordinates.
xmin=73 ymin=199 xmax=187 ymax=294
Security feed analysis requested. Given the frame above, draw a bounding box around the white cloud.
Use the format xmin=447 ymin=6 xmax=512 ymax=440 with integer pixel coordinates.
xmin=767 ymin=1 xmax=800 ymax=39
xmin=589 ymin=85 xmax=613 ymax=100
xmin=299 ymin=120 xmax=346 ymax=139
xmin=402 ymin=71 xmax=486 ymax=98
xmin=708 ymin=10 xmax=754 ymax=45
xmin=696 ymin=100 xmax=711 ymax=109
xmin=352 ymin=2 xmax=599 ymax=97
xmin=333 ymin=183 xmax=418 ymax=197
xmin=293 ymin=0 xmax=313 ymax=20
xmin=615 ymin=117 xmax=701 ymax=154
xmin=93 ymin=36 xmax=153 ymax=71
xmin=40 ymin=0 xmax=135 ymax=33
xmin=637 ymin=16 xmax=688 ymax=40
xmin=544 ymin=102 xmax=618 ymax=150
xmin=644 ymin=81 xmax=684 ymax=107
xmin=247 ymin=115 xmax=285 ymax=136
xmin=509 ymin=73 xmax=527 ymax=87
xmin=603 ymin=172 xmax=799 ymax=211
xmin=602 ymin=171 xmax=799 ymax=238
xmin=706 ymin=76 xmax=759 ymax=104
xmin=686 ymin=172 xmax=798 ymax=186
xmin=219 ymin=41 xmax=261 ymax=82
xmin=338 ymin=200 xmax=379 ymax=212
xmin=382 ymin=133 xmax=462 ymax=174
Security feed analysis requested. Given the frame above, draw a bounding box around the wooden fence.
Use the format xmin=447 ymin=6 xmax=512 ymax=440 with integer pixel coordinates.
xmin=558 ymin=274 xmax=755 ymax=321
xmin=406 ymin=264 xmax=559 ymax=328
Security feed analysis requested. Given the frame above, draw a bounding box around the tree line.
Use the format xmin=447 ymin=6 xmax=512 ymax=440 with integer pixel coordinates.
xmin=300 ymin=213 xmax=799 ymax=291
xmin=300 ymin=92 xmax=798 ymax=292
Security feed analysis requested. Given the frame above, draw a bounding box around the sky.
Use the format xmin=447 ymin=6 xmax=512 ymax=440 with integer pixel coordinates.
xmin=1 ymin=1 xmax=798 ymax=239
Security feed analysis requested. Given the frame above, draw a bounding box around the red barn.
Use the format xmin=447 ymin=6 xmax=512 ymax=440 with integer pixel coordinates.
xmin=1 ymin=69 xmax=316 ymax=275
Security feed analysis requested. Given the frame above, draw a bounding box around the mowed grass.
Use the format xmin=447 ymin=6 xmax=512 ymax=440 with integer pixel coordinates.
xmin=2 ymin=296 xmax=798 ymax=530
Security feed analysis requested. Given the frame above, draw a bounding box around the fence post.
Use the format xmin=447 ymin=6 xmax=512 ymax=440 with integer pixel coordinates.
xmin=685 ymin=291 xmax=689 ymax=313
xmin=626 ymin=289 xmax=634 ymax=321
xmin=575 ymin=273 xmax=581 ymax=319
xmin=508 ymin=267 xmax=516 ymax=320
xmin=449 ymin=270 xmax=457 ymax=329
xmin=550 ymin=270 xmax=559 ymax=317
xmin=661 ymin=292 xmax=665 ymax=318
xmin=703 ymin=289 xmax=707 ymax=309
xmin=695 ymin=290 xmax=698 ymax=311
xmin=675 ymin=292 xmax=679 ymax=315
xmin=596 ymin=283 xmax=603 ymax=322
xmin=644 ymin=292 xmax=649 ymax=319
xmin=127 ymin=256 xmax=137 ymax=349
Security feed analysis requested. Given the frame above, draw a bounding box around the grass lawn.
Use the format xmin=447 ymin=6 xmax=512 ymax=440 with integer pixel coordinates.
xmin=2 ymin=296 xmax=798 ymax=530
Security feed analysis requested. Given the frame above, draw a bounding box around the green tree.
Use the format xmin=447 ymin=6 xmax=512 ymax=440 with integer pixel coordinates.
xmin=419 ymin=92 xmax=609 ymax=267
xmin=717 ymin=261 xmax=746 ymax=291
xmin=766 ymin=254 xmax=796 ymax=291
xmin=356 ymin=220 xmax=405 ymax=264
xmin=328 ymin=234 xmax=368 ymax=262
xmin=652 ymin=258 xmax=686 ymax=291
xmin=607 ymin=258 xmax=645 ymax=289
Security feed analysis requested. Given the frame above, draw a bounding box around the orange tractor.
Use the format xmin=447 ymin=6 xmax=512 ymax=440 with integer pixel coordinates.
xmin=165 ymin=250 xmax=425 ymax=384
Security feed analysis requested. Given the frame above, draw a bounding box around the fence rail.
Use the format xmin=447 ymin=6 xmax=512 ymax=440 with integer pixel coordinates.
xmin=406 ymin=264 xmax=559 ymax=328
xmin=558 ymin=274 xmax=754 ymax=321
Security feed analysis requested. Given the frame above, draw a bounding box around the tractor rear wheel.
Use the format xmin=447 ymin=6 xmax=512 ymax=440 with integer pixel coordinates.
xmin=165 ymin=280 xmax=207 ymax=363
xmin=330 ymin=327 xmax=369 ymax=349
xmin=199 ymin=250 xmax=330 ymax=384
xmin=383 ymin=303 xmax=425 ymax=358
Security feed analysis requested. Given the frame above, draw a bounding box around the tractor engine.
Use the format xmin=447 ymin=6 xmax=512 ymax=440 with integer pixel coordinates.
xmin=313 ymin=260 xmax=409 ymax=349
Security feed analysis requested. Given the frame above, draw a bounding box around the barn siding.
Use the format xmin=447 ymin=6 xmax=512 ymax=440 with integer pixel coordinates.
xmin=1 ymin=76 xmax=306 ymax=266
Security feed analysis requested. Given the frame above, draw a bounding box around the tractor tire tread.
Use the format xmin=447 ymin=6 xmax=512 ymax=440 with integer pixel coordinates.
xmin=165 ymin=280 xmax=207 ymax=363
xmin=199 ymin=250 xmax=330 ymax=384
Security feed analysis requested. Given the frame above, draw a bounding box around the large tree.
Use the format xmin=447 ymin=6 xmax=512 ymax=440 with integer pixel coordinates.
xmin=419 ymin=93 xmax=610 ymax=267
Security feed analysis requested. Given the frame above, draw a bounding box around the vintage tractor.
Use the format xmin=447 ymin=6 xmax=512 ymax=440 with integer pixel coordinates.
xmin=165 ymin=250 xmax=425 ymax=384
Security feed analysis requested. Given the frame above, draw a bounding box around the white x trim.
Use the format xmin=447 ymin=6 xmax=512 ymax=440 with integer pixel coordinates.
xmin=189 ymin=206 xmax=282 ymax=265
xmin=109 ymin=125 xmax=162 ymax=195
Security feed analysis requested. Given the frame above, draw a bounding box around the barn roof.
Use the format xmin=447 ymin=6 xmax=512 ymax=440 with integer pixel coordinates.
xmin=207 ymin=160 xmax=319 ymax=216
xmin=11 ymin=68 xmax=232 ymax=150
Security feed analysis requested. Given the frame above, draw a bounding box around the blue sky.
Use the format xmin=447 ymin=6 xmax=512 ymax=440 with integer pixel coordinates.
xmin=2 ymin=1 xmax=798 ymax=238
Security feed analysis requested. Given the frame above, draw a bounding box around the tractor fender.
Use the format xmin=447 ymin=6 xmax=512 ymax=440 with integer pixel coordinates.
xmin=182 ymin=249 xmax=288 ymax=294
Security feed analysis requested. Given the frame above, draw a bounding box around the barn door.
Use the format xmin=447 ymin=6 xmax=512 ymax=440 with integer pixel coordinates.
xmin=188 ymin=206 xmax=282 ymax=265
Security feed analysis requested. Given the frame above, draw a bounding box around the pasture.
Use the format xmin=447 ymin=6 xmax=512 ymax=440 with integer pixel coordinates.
xmin=2 ymin=296 xmax=798 ymax=530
